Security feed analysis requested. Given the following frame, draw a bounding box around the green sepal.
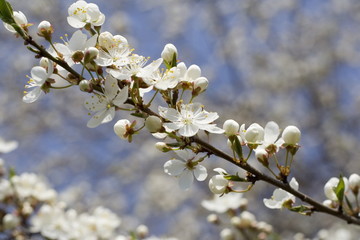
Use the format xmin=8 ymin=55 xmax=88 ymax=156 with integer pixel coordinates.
xmin=289 ymin=205 xmax=313 ymax=216
xmin=223 ymin=173 xmax=247 ymax=182
xmin=229 ymin=135 xmax=243 ymax=160
xmin=334 ymin=175 xmax=345 ymax=204
xmin=170 ymin=52 xmax=177 ymax=67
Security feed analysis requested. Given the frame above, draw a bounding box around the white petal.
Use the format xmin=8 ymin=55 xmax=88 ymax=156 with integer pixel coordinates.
xmin=113 ymin=85 xmax=128 ymax=107
xmin=184 ymin=65 xmax=201 ymax=81
xmin=85 ymin=34 xmax=98 ymax=49
xmin=199 ymin=124 xmax=225 ymax=134
xmin=175 ymin=149 xmax=195 ymax=161
xmin=289 ymin=177 xmax=299 ymax=191
xmin=69 ymin=30 xmax=87 ymax=51
xmin=179 ymin=170 xmax=194 ymax=190
xmin=67 ymin=17 xmax=86 ymax=28
xmin=158 ymin=107 xmax=180 ymax=122
xmin=31 ymin=66 xmax=48 ymax=83
xmin=163 ymin=122 xmax=182 ymax=132
xmin=194 ymin=165 xmax=207 ymax=181
xmin=23 ymin=88 xmax=43 ymax=103
xmin=264 ymin=121 xmax=280 ymax=143
xmin=179 ymin=124 xmax=199 ymax=137
xmin=84 ymin=95 xmax=107 ymax=112
xmin=87 ymin=108 xmax=115 ymax=128
xmin=164 ymin=159 xmax=185 ymax=176
xmin=213 ymin=168 xmax=227 ymax=175
xmin=263 ymin=198 xmax=281 ymax=209
xmin=104 ymin=75 xmax=119 ymax=100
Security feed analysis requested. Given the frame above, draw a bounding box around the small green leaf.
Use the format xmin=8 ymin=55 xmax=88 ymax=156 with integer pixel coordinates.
xmin=334 ymin=175 xmax=345 ymax=204
xmin=8 ymin=167 xmax=16 ymax=179
xmin=0 ymin=0 xmax=14 ymax=24
xmin=229 ymin=135 xmax=243 ymax=160
xmin=290 ymin=205 xmax=313 ymax=216
xmin=223 ymin=173 xmax=247 ymax=182
xmin=130 ymin=112 xmax=147 ymax=118
xmin=170 ymin=52 xmax=177 ymax=67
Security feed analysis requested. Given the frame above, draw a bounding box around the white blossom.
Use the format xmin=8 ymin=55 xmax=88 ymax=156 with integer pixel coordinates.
xmin=3 ymin=11 xmax=28 ymax=33
xmin=159 ymin=103 xmax=224 ymax=137
xmin=85 ymin=75 xmax=128 ymax=128
xmin=163 ymin=149 xmax=207 ymax=190
xmin=114 ymin=119 xmax=131 ymax=139
xmin=67 ymin=1 xmax=105 ymax=28
xmin=349 ymin=173 xmax=360 ymax=193
xmin=208 ymin=168 xmax=229 ymax=194
xmin=201 ymin=193 xmax=246 ymax=213
xmin=161 ymin=43 xmax=177 ymax=63
xmin=23 ymin=61 xmax=54 ymax=103
xmin=145 ymin=116 xmax=163 ymax=133
xmin=324 ymin=177 xmax=349 ymax=201
xmin=0 ymin=137 xmax=18 ymax=153
xmin=242 ymin=123 xmax=264 ymax=144
xmin=263 ymin=178 xmax=298 ymax=209
xmin=223 ymin=119 xmax=240 ymax=136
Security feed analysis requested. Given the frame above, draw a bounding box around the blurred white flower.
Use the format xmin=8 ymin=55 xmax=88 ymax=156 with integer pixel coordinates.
xmin=0 ymin=138 xmax=18 ymax=153
xmin=208 ymin=168 xmax=229 ymax=194
xmin=201 ymin=193 xmax=246 ymax=213
xmin=164 ymin=149 xmax=207 ymax=190
xmin=263 ymin=178 xmax=298 ymax=209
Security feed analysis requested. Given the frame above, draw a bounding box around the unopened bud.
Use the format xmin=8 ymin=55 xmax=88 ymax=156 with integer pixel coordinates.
xmin=220 ymin=228 xmax=235 ymax=240
xmin=155 ymin=142 xmax=171 ymax=152
xmin=255 ymin=148 xmax=268 ymax=166
xmin=39 ymin=57 xmax=49 ymax=68
xmin=79 ymin=80 xmax=92 ymax=92
xmin=194 ymin=77 xmax=208 ymax=92
xmin=136 ymin=224 xmax=149 ymax=239
xmin=114 ymin=119 xmax=131 ymax=140
xmin=349 ymin=173 xmax=360 ymax=195
xmin=84 ymin=47 xmax=99 ymax=64
xmin=282 ymin=126 xmax=301 ymax=145
xmin=223 ymin=119 xmax=240 ymax=136
xmin=37 ymin=21 xmax=53 ymax=40
xmin=3 ymin=214 xmax=20 ymax=230
xmin=145 ymin=116 xmax=162 ymax=133
xmin=230 ymin=216 xmax=241 ymax=227
xmin=161 ymin=43 xmax=177 ymax=64
xmin=207 ymin=214 xmax=219 ymax=224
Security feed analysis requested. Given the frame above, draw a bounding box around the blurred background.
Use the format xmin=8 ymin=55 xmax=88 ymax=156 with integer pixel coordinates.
xmin=1 ymin=0 xmax=360 ymax=239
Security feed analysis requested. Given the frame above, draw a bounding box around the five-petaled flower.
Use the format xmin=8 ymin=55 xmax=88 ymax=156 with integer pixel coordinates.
xmin=164 ymin=149 xmax=208 ymax=190
xmin=159 ymin=103 xmax=224 ymax=137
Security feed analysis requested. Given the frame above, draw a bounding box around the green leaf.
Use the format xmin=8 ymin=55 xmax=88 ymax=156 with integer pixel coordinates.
xmin=223 ymin=173 xmax=247 ymax=182
xmin=0 ymin=0 xmax=14 ymax=24
xmin=290 ymin=205 xmax=313 ymax=216
xmin=8 ymin=167 xmax=16 ymax=179
xmin=229 ymin=135 xmax=243 ymax=160
xmin=334 ymin=175 xmax=345 ymax=204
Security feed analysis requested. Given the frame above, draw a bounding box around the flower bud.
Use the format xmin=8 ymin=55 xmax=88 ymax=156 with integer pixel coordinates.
xmin=3 ymin=214 xmax=20 ymax=230
xmin=244 ymin=123 xmax=264 ymax=144
xmin=155 ymin=142 xmax=171 ymax=152
xmin=282 ymin=126 xmax=301 ymax=145
xmin=207 ymin=214 xmax=219 ymax=224
xmin=223 ymin=119 xmax=240 ymax=136
xmin=324 ymin=177 xmax=349 ymax=201
xmin=220 ymin=228 xmax=235 ymax=240
xmin=349 ymin=173 xmax=360 ymax=194
xmin=209 ymin=175 xmax=228 ymax=194
xmin=114 ymin=119 xmax=131 ymax=140
xmin=230 ymin=216 xmax=241 ymax=227
xmin=79 ymin=80 xmax=92 ymax=92
xmin=145 ymin=116 xmax=162 ymax=133
xmin=322 ymin=199 xmax=335 ymax=208
xmin=255 ymin=148 xmax=269 ymax=166
xmin=37 ymin=20 xmax=53 ymax=40
xmin=84 ymin=47 xmax=99 ymax=63
xmin=193 ymin=77 xmax=208 ymax=92
xmin=136 ymin=224 xmax=149 ymax=238
xmin=161 ymin=43 xmax=177 ymax=64
xmin=240 ymin=211 xmax=256 ymax=227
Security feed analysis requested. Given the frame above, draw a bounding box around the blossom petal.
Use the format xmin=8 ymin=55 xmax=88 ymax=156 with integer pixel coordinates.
xmin=158 ymin=107 xmax=180 ymax=122
xmin=179 ymin=124 xmax=199 ymax=137
xmin=68 ymin=30 xmax=87 ymax=51
xmin=174 ymin=149 xmax=195 ymax=161
xmin=163 ymin=122 xmax=182 ymax=132
xmin=112 ymin=86 xmax=128 ymax=107
xmin=87 ymin=108 xmax=115 ymax=128
xmin=67 ymin=17 xmax=87 ymax=28
xmin=263 ymin=198 xmax=282 ymax=209
xmin=164 ymin=159 xmax=185 ymax=176
xmin=31 ymin=67 xmax=48 ymax=83
xmin=198 ymin=124 xmax=225 ymax=134
xmin=84 ymin=95 xmax=107 ymax=112
xmin=104 ymin=75 xmax=119 ymax=101
xmin=179 ymin=170 xmax=194 ymax=190
xmin=194 ymin=165 xmax=207 ymax=181
xmin=289 ymin=177 xmax=299 ymax=191
xmin=264 ymin=121 xmax=280 ymax=143
xmin=23 ymin=88 xmax=43 ymax=103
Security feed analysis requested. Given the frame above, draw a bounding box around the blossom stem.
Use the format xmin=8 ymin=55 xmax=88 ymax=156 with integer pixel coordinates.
xmin=146 ymin=90 xmax=159 ymax=107
xmin=192 ymin=136 xmax=360 ymax=226
xmin=50 ymin=85 xmax=72 ymax=89
xmin=285 ymin=149 xmax=289 ymax=167
xmin=245 ymin=149 xmax=253 ymax=161
xmin=265 ymin=166 xmax=278 ymax=179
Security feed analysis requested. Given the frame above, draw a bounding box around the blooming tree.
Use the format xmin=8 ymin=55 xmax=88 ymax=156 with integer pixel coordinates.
xmin=1 ymin=0 xmax=360 ymax=239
